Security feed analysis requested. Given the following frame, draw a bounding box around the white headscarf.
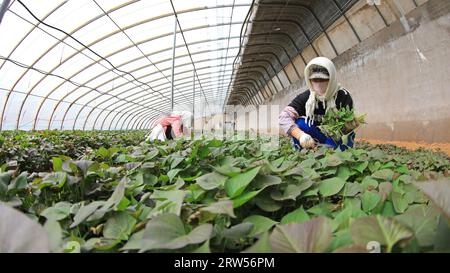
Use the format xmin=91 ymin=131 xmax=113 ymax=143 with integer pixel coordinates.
xmin=303 ymin=57 xmax=341 ymax=126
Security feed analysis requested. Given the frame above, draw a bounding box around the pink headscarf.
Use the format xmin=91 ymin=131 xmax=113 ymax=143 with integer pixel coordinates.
xmin=157 ymin=115 xmax=183 ymax=137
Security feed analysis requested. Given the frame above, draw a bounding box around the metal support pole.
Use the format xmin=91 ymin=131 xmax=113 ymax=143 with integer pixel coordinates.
xmin=331 ymin=0 xmax=361 ymax=43
xmin=374 ymin=4 xmax=389 ymax=27
xmin=170 ymin=15 xmax=177 ymax=112
xmin=256 ymin=104 xmax=260 ymax=139
xmin=191 ymin=70 xmax=195 ymax=138
xmin=233 ymin=109 xmax=237 ymax=138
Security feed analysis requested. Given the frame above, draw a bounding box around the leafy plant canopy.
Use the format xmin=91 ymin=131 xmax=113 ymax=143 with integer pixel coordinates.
xmin=0 ymin=130 xmax=449 ymax=253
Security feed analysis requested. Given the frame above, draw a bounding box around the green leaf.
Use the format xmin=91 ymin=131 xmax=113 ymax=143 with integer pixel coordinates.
xmin=222 ymin=223 xmax=253 ymax=240
xmin=392 ymin=192 xmax=409 ymax=214
xmin=361 ymin=191 xmax=381 ymax=212
xmin=296 ymin=179 xmax=315 ymax=192
xmin=251 ymin=175 xmax=282 ymax=190
xmin=381 ymin=201 xmax=396 ymax=217
xmin=140 ymin=213 xmax=212 ymax=251
xmin=116 ymin=196 xmax=131 ymax=211
xmin=44 ymin=219 xmax=62 ymax=252
xmin=120 ymin=230 xmax=144 ymax=251
xmin=225 ymin=166 xmax=261 ymax=198
xmin=190 ymin=240 xmax=211 ymax=253
xmin=322 ymin=154 xmax=343 ymax=167
xmin=280 ymin=207 xmax=310 ymax=224
xmin=368 ymin=149 xmax=385 ymax=161
xmin=332 ymin=207 xmax=353 ymax=231
xmin=433 ymin=216 xmax=450 ymax=252
xmin=167 ymin=169 xmax=182 ymax=182
xmin=0 ymin=203 xmax=50 ymax=252
xmin=40 ymin=202 xmax=71 ymax=221
xmin=52 ymin=157 xmax=63 ymax=172
xmin=414 ymin=179 xmax=450 ymax=219
xmin=195 ymin=172 xmax=227 ymax=190
xmin=63 ymin=241 xmax=81 ymax=253
xmin=97 ymin=147 xmax=109 ymax=158
xmin=150 ymin=190 xmax=185 ymax=217
xmin=243 ymin=215 xmax=278 ymax=237
xmin=171 ymin=157 xmax=184 ymax=169
xmin=7 ymin=172 xmax=27 ymax=193
xmin=336 ymin=166 xmax=352 ymax=180
xmin=361 ymin=176 xmax=379 ymax=191
xmin=85 ymin=179 xmax=127 ymax=222
xmin=0 ymin=173 xmax=11 ymax=196
xmin=232 ymin=190 xmax=262 ymax=208
xmin=350 ymin=215 xmax=413 ymax=252
xmin=207 ymin=139 xmax=223 ymax=147
xmin=398 ymin=174 xmax=413 ymax=184
xmin=70 ymin=201 xmax=106 ymax=228
xmin=372 ymin=169 xmax=395 ymax=181
xmin=342 ymin=182 xmax=362 ymax=197
xmin=105 ymin=178 xmax=126 ymax=210
xmin=395 ymin=204 xmax=440 ymax=246
xmin=242 ymin=232 xmax=272 ymax=253
xmin=255 ymin=195 xmax=282 ymax=212
xmin=300 ymin=167 xmax=320 ymax=180
xmin=271 ymin=184 xmax=303 ymax=201
xmin=403 ymin=184 xmax=419 ymax=204
xmin=269 ymin=217 xmax=333 ymax=253
xmin=181 ymin=171 xmax=202 ymax=182
xmin=378 ymin=182 xmax=393 ymax=202
xmin=396 ymin=165 xmax=409 ymax=174
xmin=200 ymin=200 xmax=236 ymax=218
xmin=330 ymin=229 xmax=353 ymax=251
xmin=83 ymin=237 xmax=118 ymax=251
xmin=271 ymin=157 xmax=284 ymax=168
xmin=319 ymin=177 xmax=346 ymax=197
xmin=354 ymin=161 xmax=368 ymax=173
xmin=299 ymin=158 xmax=316 ymax=169
xmin=103 ymin=212 xmax=137 ymax=241
xmin=279 ymin=165 xmax=303 ymax=176
xmin=335 ymin=150 xmax=354 ymax=162
xmin=74 ymin=160 xmax=95 ymax=176
xmin=212 ymin=164 xmax=241 ymax=177
xmin=302 ymin=187 xmax=319 ymax=197
xmin=307 ymin=203 xmax=332 ymax=217
xmin=381 ymin=161 xmax=395 ymax=170
xmin=269 ymin=160 xmax=292 ymax=173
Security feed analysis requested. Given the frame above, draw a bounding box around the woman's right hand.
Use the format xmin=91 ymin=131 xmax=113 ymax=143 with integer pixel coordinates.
xmin=299 ymin=132 xmax=316 ymax=149
xmin=291 ymin=127 xmax=315 ymax=149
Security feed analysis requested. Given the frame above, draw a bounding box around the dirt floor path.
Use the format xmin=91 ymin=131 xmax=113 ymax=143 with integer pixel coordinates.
xmin=357 ymin=138 xmax=450 ymax=157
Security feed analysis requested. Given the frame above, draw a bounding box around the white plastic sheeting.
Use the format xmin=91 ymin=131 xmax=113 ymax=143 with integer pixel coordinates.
xmin=0 ymin=0 xmax=253 ymax=130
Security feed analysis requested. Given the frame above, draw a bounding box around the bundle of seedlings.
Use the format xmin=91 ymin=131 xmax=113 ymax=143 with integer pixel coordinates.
xmin=318 ymin=106 xmax=366 ymax=144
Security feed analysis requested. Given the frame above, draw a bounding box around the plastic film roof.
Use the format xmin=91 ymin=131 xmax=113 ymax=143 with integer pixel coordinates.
xmin=226 ymin=0 xmax=358 ymax=105
xmin=0 ymin=0 xmax=254 ymax=130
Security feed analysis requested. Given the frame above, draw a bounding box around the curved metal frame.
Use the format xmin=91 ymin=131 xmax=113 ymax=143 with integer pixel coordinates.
xmin=126 ymin=82 xmax=256 ymax=131
xmin=3 ymin=3 xmax=253 ymax=130
xmin=68 ymin=55 xmax=238 ymax=130
xmin=62 ymin=24 xmax=307 ymax=131
xmin=228 ymin=2 xmax=344 ymax=104
xmin=78 ymin=46 xmax=240 ymax=130
xmin=117 ymin=71 xmax=265 ymax=131
xmin=41 ymin=21 xmax=246 ymax=131
xmin=0 ymin=1 xmax=362 ymax=130
xmin=70 ymin=31 xmax=299 ymax=130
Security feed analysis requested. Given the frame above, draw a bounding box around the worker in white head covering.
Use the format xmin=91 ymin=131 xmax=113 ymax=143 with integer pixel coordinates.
xmin=278 ymin=57 xmax=358 ymax=150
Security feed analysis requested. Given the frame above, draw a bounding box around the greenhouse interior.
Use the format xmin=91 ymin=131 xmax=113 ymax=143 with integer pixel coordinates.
xmin=0 ymin=0 xmax=449 ymax=256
